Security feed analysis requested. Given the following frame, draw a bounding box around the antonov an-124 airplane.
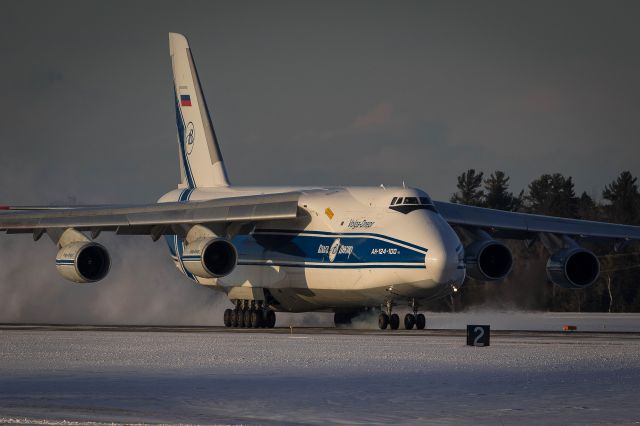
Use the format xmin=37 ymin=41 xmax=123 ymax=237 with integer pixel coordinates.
xmin=2 ymin=33 xmax=640 ymax=330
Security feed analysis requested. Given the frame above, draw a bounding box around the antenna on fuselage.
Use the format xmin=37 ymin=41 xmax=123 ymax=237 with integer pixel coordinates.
xmin=402 ymin=181 xmax=406 ymax=189
xmin=380 ymin=184 xmax=386 ymax=190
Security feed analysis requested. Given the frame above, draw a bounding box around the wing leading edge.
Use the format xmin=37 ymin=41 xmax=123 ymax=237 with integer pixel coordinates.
xmin=434 ymin=201 xmax=640 ymax=240
xmin=0 ymin=192 xmax=301 ymax=235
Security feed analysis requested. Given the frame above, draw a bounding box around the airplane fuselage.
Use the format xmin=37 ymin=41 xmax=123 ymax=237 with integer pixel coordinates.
xmin=159 ymin=185 xmax=466 ymax=312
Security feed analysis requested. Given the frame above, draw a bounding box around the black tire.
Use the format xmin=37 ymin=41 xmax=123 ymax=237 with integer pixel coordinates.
xmin=251 ymin=310 xmax=261 ymax=328
xmin=243 ymin=309 xmax=252 ymax=328
xmin=266 ymin=310 xmax=276 ymax=328
xmin=378 ymin=313 xmax=389 ymax=330
xmin=223 ymin=309 xmax=232 ymax=327
xmin=334 ymin=312 xmax=350 ymax=327
xmin=389 ymin=313 xmax=400 ymax=330
xmin=232 ymin=309 xmax=240 ymax=327
xmin=416 ymin=313 xmax=426 ymax=330
xmin=404 ymin=313 xmax=416 ymax=330
xmin=259 ymin=310 xmax=267 ymax=328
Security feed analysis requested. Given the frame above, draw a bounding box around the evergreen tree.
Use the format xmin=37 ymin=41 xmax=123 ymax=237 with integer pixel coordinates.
xmin=525 ymin=173 xmax=578 ymax=218
xmin=450 ymin=169 xmax=485 ymax=206
xmin=577 ymin=191 xmax=599 ymax=220
xmin=484 ymin=170 xmax=517 ymax=211
xmin=602 ymin=171 xmax=640 ymax=225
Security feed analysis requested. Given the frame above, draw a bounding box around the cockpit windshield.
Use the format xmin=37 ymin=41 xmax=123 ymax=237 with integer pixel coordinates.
xmin=388 ymin=194 xmax=437 ymax=214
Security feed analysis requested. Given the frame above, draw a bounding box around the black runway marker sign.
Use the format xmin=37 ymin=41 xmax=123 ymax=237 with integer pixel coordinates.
xmin=467 ymin=325 xmax=490 ymax=347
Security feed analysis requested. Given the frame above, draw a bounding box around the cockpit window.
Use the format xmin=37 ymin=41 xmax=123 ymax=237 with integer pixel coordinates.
xmin=388 ymin=194 xmax=437 ymax=214
xmin=404 ymin=197 xmax=418 ymax=205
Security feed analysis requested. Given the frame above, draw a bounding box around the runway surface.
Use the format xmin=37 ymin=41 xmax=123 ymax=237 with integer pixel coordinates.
xmin=2 ymin=314 xmax=640 ymax=425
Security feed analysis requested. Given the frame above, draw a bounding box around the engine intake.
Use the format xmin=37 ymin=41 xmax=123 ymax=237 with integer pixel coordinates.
xmin=546 ymin=247 xmax=600 ymax=289
xmin=182 ymin=237 xmax=237 ymax=278
xmin=56 ymin=242 xmax=111 ymax=283
xmin=465 ymin=239 xmax=513 ymax=281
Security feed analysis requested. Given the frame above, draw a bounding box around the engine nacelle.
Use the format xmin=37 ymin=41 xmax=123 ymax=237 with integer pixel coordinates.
xmin=546 ymin=247 xmax=600 ymax=289
xmin=56 ymin=242 xmax=111 ymax=283
xmin=182 ymin=237 xmax=237 ymax=278
xmin=464 ymin=239 xmax=513 ymax=281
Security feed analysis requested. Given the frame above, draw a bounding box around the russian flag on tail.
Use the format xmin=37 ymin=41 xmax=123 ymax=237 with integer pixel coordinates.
xmin=180 ymin=94 xmax=192 ymax=107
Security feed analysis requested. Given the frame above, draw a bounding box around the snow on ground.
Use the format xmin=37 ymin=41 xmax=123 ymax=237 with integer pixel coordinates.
xmin=424 ymin=311 xmax=640 ymax=332
xmin=1 ymin=314 xmax=640 ymax=425
xmin=277 ymin=310 xmax=640 ymax=332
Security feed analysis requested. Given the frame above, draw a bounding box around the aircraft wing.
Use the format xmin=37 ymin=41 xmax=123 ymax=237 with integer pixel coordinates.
xmin=433 ymin=201 xmax=640 ymax=240
xmin=0 ymin=192 xmax=301 ymax=236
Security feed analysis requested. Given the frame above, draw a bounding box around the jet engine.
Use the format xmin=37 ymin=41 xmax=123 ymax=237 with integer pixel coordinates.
xmin=182 ymin=237 xmax=237 ymax=278
xmin=546 ymin=247 xmax=600 ymax=289
xmin=56 ymin=241 xmax=111 ymax=283
xmin=464 ymin=239 xmax=513 ymax=281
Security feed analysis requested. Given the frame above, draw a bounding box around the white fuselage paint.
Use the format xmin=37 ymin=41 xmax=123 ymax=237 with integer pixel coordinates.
xmin=159 ymin=186 xmax=466 ymax=312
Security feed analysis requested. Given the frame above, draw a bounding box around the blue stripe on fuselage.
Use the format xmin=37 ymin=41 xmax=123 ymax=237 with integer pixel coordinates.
xmin=251 ymin=228 xmax=428 ymax=254
xmin=164 ymin=229 xmax=428 ymax=280
xmin=236 ymin=231 xmax=427 ymax=266
xmin=237 ymin=261 xmax=426 ymax=269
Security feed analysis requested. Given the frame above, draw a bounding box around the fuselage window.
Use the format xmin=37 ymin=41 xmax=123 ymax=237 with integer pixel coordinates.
xmin=404 ymin=197 xmax=418 ymax=205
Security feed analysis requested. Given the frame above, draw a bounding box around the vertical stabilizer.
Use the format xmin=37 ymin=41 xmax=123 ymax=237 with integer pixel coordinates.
xmin=169 ymin=32 xmax=230 ymax=188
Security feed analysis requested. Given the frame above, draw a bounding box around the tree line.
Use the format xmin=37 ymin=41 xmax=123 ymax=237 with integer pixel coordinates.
xmin=430 ymin=170 xmax=640 ymax=312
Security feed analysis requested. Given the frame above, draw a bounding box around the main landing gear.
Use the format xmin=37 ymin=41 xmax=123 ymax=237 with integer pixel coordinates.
xmin=378 ymin=299 xmax=426 ymax=330
xmin=223 ymin=300 xmax=276 ymax=329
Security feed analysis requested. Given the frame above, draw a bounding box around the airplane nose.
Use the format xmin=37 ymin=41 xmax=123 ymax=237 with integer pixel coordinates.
xmin=425 ymin=226 xmax=465 ymax=286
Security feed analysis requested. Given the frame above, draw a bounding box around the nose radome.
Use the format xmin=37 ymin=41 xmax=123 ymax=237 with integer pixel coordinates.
xmin=425 ymin=229 xmax=464 ymax=285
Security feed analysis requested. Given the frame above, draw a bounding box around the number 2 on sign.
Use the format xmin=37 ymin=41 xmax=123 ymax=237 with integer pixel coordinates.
xmin=473 ymin=326 xmax=485 ymax=347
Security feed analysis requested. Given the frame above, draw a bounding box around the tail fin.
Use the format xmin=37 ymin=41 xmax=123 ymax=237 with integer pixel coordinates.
xmin=169 ymin=32 xmax=230 ymax=188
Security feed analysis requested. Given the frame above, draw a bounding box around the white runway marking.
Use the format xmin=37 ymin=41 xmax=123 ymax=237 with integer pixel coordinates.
xmin=1 ymin=322 xmax=640 ymax=424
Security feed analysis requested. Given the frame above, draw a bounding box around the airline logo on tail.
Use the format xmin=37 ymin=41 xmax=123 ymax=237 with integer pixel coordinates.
xmin=185 ymin=122 xmax=195 ymax=155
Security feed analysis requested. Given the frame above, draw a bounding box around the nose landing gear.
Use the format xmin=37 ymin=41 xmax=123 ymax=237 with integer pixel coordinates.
xmin=407 ymin=298 xmax=426 ymax=330
xmin=415 ymin=313 xmax=426 ymax=330
xmin=404 ymin=313 xmax=416 ymax=329
xmin=378 ymin=298 xmax=427 ymax=330
xmin=378 ymin=300 xmax=400 ymax=330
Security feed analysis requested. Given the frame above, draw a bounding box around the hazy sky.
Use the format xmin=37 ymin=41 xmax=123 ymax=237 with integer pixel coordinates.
xmin=1 ymin=1 xmax=639 ymax=323
xmin=2 ymin=0 xmax=639 ymax=205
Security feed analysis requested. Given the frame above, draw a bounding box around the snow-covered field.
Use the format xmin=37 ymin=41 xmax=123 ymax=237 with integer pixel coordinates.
xmin=1 ymin=314 xmax=640 ymax=425
xmin=277 ymin=310 xmax=640 ymax=332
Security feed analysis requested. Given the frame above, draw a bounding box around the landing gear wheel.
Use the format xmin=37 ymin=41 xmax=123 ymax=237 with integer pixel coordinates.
xmin=259 ymin=310 xmax=267 ymax=328
xmin=416 ymin=313 xmax=426 ymax=330
xmin=243 ymin=309 xmax=252 ymax=328
xmin=223 ymin=309 xmax=232 ymax=327
xmin=389 ymin=313 xmax=400 ymax=330
xmin=251 ymin=310 xmax=261 ymax=328
xmin=266 ymin=310 xmax=276 ymax=328
xmin=404 ymin=313 xmax=416 ymax=330
xmin=334 ymin=312 xmax=353 ymax=327
xmin=232 ymin=309 xmax=240 ymax=327
xmin=238 ymin=309 xmax=246 ymax=328
xmin=378 ymin=313 xmax=389 ymax=330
